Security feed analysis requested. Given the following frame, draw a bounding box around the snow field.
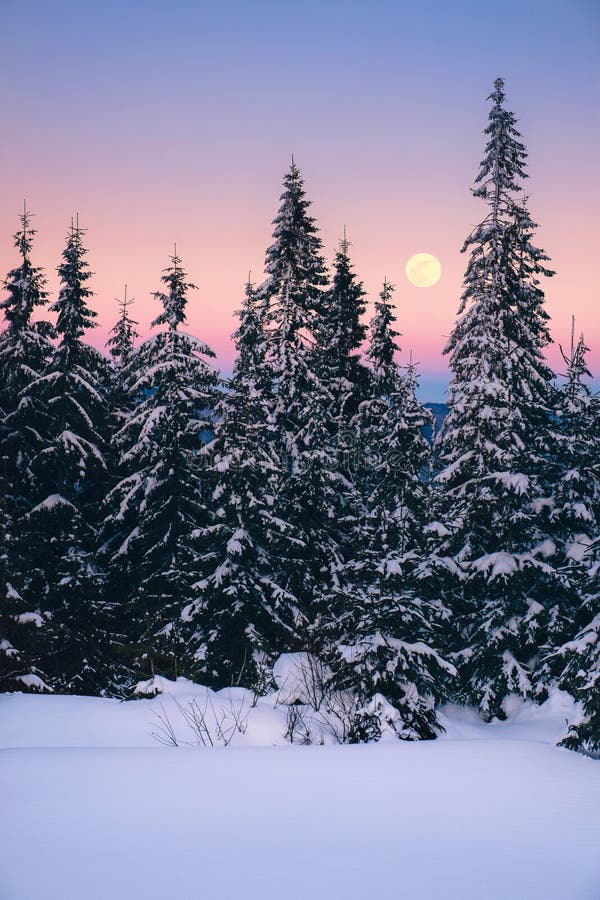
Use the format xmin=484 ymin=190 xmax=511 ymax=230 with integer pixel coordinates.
xmin=1 ymin=685 xmax=599 ymax=900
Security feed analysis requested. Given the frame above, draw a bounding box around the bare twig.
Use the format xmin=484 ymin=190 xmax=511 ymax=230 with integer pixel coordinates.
xmin=149 ymin=702 xmax=180 ymax=747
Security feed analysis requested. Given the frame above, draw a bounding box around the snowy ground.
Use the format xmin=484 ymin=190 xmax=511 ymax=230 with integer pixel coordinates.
xmin=1 ymin=684 xmax=599 ymax=900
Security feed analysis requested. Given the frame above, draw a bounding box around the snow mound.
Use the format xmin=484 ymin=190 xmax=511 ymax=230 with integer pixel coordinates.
xmin=438 ymin=689 xmax=579 ymax=744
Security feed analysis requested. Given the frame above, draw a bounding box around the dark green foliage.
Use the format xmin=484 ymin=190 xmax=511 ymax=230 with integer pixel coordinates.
xmin=101 ymin=250 xmax=219 ymax=683
xmin=332 ymin=280 xmax=454 ymax=739
xmin=314 ymin=233 xmax=368 ymax=431
xmin=187 ymin=280 xmax=290 ymax=688
xmin=429 ymin=79 xmax=562 ymax=719
xmin=0 ymin=207 xmax=53 ymax=692
xmin=26 ymin=220 xmax=112 ymax=693
xmin=258 ymin=162 xmax=344 ymax=649
xmin=107 ymin=286 xmax=139 ymax=369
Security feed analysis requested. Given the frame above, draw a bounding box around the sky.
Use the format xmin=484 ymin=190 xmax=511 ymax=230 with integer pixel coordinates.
xmin=0 ymin=0 xmax=598 ymax=400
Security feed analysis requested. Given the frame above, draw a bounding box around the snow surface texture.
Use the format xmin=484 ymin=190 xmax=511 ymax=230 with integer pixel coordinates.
xmin=1 ymin=684 xmax=599 ymax=900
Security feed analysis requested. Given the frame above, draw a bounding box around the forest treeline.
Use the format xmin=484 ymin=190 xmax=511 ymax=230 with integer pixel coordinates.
xmin=1 ymin=79 xmax=598 ymax=752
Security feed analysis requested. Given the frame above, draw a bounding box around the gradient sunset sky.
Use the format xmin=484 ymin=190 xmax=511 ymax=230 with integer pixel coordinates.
xmin=1 ymin=0 xmax=598 ymax=399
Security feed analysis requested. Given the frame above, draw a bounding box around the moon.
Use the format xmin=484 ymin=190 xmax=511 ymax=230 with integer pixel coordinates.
xmin=406 ymin=253 xmax=442 ymax=288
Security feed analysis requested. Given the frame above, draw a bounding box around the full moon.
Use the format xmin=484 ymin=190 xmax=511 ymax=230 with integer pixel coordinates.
xmin=406 ymin=253 xmax=442 ymax=288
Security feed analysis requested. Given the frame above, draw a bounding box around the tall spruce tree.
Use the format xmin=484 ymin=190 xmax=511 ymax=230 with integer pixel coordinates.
xmin=100 ymin=286 xmax=140 ymax=688
xmin=101 ymin=249 xmax=219 ymax=683
xmin=554 ymin=331 xmax=599 ymax=554
xmin=25 ymin=219 xmax=111 ymax=693
xmin=357 ymin=282 xmax=433 ymax=575
xmin=335 ymin=281 xmax=453 ymax=739
xmin=186 ymin=279 xmax=291 ymax=688
xmin=107 ymin=285 xmax=139 ymax=369
xmin=546 ymin=338 xmax=600 ymax=754
xmin=314 ymin=231 xmax=368 ymax=433
xmin=537 ymin=331 xmax=599 ymax=684
xmin=310 ymin=233 xmax=371 ymax=664
xmin=258 ymin=161 xmax=347 ymax=652
xmin=431 ymin=79 xmax=562 ymax=719
xmin=105 ymin=286 xmax=140 ymax=456
xmin=105 ymin=287 xmax=140 ymax=483
xmin=0 ymin=206 xmax=53 ymax=691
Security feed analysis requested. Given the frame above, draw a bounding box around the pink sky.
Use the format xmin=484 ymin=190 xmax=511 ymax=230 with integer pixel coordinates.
xmin=1 ymin=0 xmax=598 ymax=400
xmin=4 ymin=152 xmax=597 ymax=401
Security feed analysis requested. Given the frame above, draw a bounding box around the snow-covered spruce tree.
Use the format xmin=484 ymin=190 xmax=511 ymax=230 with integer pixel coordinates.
xmin=554 ymin=332 xmax=600 ymax=553
xmin=0 ymin=208 xmax=55 ymax=692
xmin=105 ymin=287 xmax=140 ymax=490
xmin=332 ymin=280 xmax=453 ymax=740
xmin=106 ymin=284 xmax=139 ymax=370
xmin=101 ymin=249 xmax=219 ymax=683
xmin=100 ymin=286 xmax=141 ymax=688
xmin=430 ymin=78 xmax=563 ymax=720
xmin=356 ymin=282 xmax=434 ymax=575
xmin=355 ymin=280 xmax=429 ymax=530
xmin=184 ymin=279 xmax=292 ymax=688
xmin=314 ymin=231 xmax=368 ymax=437
xmin=308 ymin=232 xmax=372 ymax=669
xmin=24 ymin=219 xmax=112 ymax=694
xmin=258 ymin=161 xmax=351 ymax=655
xmin=104 ymin=286 xmax=140 ymax=476
xmin=544 ymin=340 xmax=600 ymax=754
xmin=537 ymin=332 xmax=600 ymax=684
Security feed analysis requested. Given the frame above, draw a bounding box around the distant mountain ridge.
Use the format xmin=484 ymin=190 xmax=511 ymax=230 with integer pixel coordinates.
xmin=424 ymin=403 xmax=448 ymax=442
